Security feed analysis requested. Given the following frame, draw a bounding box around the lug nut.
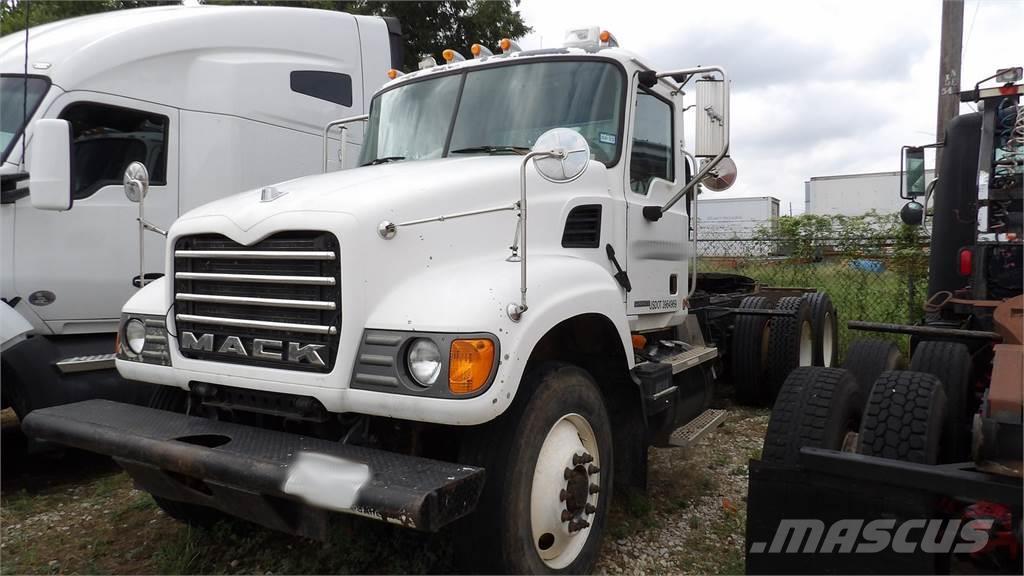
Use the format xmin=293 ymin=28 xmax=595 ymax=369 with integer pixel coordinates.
xmin=585 ymin=503 xmax=597 ymax=515
xmin=589 ymin=483 xmax=600 ymax=495
xmin=573 ymin=453 xmax=594 ymax=466
xmin=561 ymin=509 xmax=573 ymax=522
xmin=568 ymin=518 xmax=591 ymax=533
xmin=588 ymin=464 xmax=600 ymax=475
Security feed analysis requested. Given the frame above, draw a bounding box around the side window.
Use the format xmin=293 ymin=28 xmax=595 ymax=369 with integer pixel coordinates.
xmin=290 ymin=71 xmax=353 ymax=107
xmin=629 ymin=91 xmax=673 ymax=195
xmin=59 ymin=103 xmax=168 ymax=200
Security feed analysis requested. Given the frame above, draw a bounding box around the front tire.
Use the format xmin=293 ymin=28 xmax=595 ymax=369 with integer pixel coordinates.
xmin=460 ymin=363 xmax=613 ymax=574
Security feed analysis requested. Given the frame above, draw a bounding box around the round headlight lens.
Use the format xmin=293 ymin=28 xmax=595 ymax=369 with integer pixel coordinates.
xmin=407 ymin=339 xmax=441 ymax=386
xmin=125 ymin=318 xmax=147 ymax=355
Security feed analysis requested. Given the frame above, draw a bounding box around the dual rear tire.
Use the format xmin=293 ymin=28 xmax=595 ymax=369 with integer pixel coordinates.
xmin=762 ymin=365 xmax=951 ymax=468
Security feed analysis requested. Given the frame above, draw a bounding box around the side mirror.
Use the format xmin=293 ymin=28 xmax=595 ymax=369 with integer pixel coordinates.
xmin=695 ymin=77 xmax=727 ymax=158
xmin=123 ymin=161 xmax=149 ymax=203
xmin=531 ymin=128 xmax=591 ymax=183
xmin=903 ymin=147 xmax=926 ymax=198
xmin=28 ymin=119 xmax=72 ymax=211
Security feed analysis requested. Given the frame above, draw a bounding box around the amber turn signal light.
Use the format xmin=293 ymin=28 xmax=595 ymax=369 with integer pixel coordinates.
xmin=449 ymin=339 xmax=495 ymax=395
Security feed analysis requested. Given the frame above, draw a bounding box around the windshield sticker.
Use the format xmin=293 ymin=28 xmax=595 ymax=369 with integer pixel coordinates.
xmin=599 ymin=132 xmax=617 ymax=145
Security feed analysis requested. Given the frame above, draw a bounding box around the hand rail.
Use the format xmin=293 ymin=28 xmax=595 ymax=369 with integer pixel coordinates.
xmin=322 ymin=114 xmax=368 ymax=172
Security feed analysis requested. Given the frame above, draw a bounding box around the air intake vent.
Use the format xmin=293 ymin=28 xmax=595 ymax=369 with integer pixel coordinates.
xmin=561 ymin=204 xmax=603 ymax=248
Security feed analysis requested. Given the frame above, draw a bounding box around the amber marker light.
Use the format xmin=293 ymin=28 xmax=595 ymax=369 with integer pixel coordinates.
xmin=449 ymin=339 xmax=495 ymax=395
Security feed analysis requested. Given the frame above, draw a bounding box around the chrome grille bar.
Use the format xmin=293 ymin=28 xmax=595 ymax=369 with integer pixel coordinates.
xmin=175 ymin=314 xmax=337 ymax=335
xmin=175 ymin=250 xmax=335 ymax=260
xmin=175 ymin=292 xmax=336 ymax=311
xmin=175 ymin=272 xmax=335 ymax=286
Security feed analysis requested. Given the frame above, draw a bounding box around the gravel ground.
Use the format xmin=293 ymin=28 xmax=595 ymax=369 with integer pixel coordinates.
xmin=596 ymin=406 xmax=770 ymax=575
xmin=1 ymin=405 xmax=770 ymax=574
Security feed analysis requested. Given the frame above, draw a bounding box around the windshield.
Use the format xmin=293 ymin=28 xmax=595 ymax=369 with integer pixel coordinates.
xmin=1 ymin=75 xmax=50 ymax=164
xmin=359 ymin=60 xmax=624 ymax=167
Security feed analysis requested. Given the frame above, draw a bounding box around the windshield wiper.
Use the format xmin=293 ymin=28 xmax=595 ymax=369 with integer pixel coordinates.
xmin=450 ymin=145 xmax=530 ymax=156
xmin=361 ymin=156 xmax=406 ymax=166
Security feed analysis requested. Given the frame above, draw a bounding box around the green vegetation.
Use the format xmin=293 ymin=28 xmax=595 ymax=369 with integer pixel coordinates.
xmin=701 ymin=212 xmax=930 ymax=357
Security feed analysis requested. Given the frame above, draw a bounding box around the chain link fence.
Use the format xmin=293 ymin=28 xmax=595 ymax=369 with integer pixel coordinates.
xmin=697 ymin=236 xmax=930 ymax=356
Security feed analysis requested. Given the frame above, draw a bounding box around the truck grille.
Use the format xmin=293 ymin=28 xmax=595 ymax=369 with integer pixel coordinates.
xmin=173 ymin=231 xmax=341 ymax=372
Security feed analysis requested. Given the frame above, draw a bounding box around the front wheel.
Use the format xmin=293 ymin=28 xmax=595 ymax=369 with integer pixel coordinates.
xmin=459 ymin=363 xmax=613 ymax=574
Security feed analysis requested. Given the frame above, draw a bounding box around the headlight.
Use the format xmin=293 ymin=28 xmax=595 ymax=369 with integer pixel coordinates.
xmin=117 ymin=314 xmax=170 ymax=365
xmin=407 ymin=338 xmax=441 ymax=386
xmin=125 ymin=318 xmax=147 ymax=355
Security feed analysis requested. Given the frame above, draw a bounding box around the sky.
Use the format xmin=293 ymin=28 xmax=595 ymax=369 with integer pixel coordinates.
xmin=515 ymin=0 xmax=1023 ymax=214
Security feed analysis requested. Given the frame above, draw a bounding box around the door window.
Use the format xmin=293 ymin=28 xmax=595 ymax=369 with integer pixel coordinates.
xmin=629 ymin=91 xmax=673 ymax=195
xmin=58 ymin=103 xmax=168 ymax=200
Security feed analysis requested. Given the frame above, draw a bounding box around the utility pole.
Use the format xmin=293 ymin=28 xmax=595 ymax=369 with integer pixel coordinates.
xmin=935 ymin=0 xmax=964 ymax=170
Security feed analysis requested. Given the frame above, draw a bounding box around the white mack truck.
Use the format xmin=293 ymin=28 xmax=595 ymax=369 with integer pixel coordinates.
xmin=24 ymin=28 xmax=810 ymax=573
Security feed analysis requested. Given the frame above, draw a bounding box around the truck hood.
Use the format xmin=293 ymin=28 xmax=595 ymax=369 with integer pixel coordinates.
xmin=176 ymin=155 xmax=527 ymax=234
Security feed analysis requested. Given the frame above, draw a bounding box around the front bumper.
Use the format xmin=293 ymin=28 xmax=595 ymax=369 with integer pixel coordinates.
xmin=22 ymin=400 xmax=485 ymax=536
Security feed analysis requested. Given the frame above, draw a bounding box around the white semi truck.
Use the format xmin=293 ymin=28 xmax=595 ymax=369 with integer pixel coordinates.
xmin=23 ymin=28 xmax=832 ymax=573
xmin=0 ymin=5 xmax=400 ymax=420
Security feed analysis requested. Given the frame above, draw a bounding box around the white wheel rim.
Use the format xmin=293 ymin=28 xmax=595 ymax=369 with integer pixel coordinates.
xmin=799 ymin=321 xmax=813 ymax=366
xmin=822 ymin=312 xmax=834 ymax=367
xmin=530 ymin=413 xmax=600 ymax=569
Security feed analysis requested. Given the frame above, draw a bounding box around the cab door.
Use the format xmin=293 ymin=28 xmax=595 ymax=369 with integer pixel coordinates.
xmin=14 ymin=94 xmax=178 ymax=331
xmin=622 ymin=83 xmax=687 ymax=324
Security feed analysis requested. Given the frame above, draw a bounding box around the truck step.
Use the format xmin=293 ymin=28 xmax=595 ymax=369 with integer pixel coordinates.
xmin=664 ymin=345 xmax=718 ymax=375
xmin=668 ymin=408 xmax=727 ymax=448
xmin=55 ymin=353 xmax=116 ymax=374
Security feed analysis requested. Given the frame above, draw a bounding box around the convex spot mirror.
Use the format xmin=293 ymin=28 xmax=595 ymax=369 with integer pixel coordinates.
xmin=532 ymin=128 xmax=591 ymax=183
xmin=901 ymin=201 xmax=924 ymax=226
xmin=701 ymin=157 xmax=737 ymax=192
xmin=123 ymin=161 xmax=149 ymax=203
xmin=28 ymin=119 xmax=73 ymax=211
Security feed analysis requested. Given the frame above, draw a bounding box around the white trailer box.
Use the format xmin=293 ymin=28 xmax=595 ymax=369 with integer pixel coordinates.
xmin=805 ymin=170 xmax=936 ymax=217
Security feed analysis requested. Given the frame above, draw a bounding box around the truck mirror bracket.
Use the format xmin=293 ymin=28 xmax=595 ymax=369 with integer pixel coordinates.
xmin=642 ymin=206 xmax=663 ymax=221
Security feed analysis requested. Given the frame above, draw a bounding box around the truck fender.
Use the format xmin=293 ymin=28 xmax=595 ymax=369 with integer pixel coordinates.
xmin=365 ymin=254 xmax=633 ymax=422
xmin=1 ymin=304 xmax=34 ymax=353
xmin=122 ymin=276 xmax=168 ymax=316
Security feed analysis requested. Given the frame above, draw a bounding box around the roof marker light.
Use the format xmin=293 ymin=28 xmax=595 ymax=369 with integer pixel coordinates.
xmin=499 ymin=38 xmax=521 ymax=54
xmin=418 ymin=55 xmax=436 ymax=70
xmin=471 ymin=43 xmax=493 ymax=59
xmin=442 ymin=49 xmax=465 ymax=63
xmin=562 ymin=27 xmax=619 ymax=51
xmin=386 ymin=69 xmax=404 ymax=80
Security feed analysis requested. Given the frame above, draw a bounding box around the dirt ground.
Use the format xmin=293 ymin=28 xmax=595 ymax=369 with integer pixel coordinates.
xmin=0 ymin=404 xmax=769 ymax=575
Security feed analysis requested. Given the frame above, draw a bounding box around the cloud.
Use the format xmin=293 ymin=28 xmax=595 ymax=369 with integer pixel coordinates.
xmin=644 ymin=24 xmax=929 ymax=92
xmin=516 ymin=0 xmax=1021 ymax=213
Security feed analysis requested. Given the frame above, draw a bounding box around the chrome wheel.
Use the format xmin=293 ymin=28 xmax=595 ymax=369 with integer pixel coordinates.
xmin=822 ymin=312 xmax=835 ymax=367
xmin=799 ymin=320 xmax=813 ymax=366
xmin=530 ymin=413 xmax=601 ymax=569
